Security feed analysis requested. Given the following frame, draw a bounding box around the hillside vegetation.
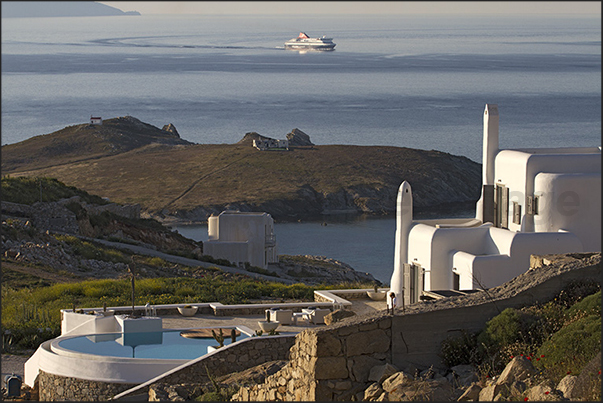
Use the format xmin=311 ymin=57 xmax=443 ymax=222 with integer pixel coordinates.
xmin=1 ymin=116 xmax=190 ymax=172
xmin=2 ymin=117 xmax=481 ymax=222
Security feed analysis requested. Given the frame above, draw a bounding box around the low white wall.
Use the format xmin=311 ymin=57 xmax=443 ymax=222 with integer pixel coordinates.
xmin=61 ymin=312 xmax=119 ymax=336
xmin=36 ymin=339 xmax=186 ymax=384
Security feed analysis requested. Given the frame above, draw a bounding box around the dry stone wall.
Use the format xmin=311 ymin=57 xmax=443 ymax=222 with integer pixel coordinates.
xmin=39 ymin=335 xmax=295 ymax=401
xmin=158 ymin=335 xmax=295 ymax=385
xmin=38 ymin=371 xmax=136 ymax=401
xmin=391 ymin=252 xmax=601 ymax=370
xmin=232 ymin=253 xmax=600 ymax=401
xmin=233 ymin=315 xmax=393 ymax=401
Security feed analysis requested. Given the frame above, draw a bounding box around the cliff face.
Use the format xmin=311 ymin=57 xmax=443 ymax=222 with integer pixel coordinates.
xmin=286 ymin=128 xmax=314 ymax=146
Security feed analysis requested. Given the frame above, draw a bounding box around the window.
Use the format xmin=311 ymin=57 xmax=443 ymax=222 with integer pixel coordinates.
xmin=513 ymin=201 xmax=521 ymax=225
xmin=495 ymin=184 xmax=509 ymax=228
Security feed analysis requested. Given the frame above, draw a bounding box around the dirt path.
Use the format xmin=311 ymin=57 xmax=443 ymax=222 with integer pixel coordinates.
xmin=1 ymin=353 xmax=31 ymax=379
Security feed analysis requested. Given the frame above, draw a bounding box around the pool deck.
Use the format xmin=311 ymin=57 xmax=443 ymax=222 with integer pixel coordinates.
xmin=162 ymin=298 xmax=386 ymax=335
xmin=1 ymin=299 xmax=387 ymax=381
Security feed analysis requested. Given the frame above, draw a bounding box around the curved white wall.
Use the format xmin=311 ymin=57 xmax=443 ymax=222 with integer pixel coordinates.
xmin=535 ymin=172 xmax=601 ymax=251
xmin=25 ymin=340 xmax=186 ymax=386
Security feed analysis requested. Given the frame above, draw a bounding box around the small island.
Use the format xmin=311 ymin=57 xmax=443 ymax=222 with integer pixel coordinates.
xmin=1 ymin=116 xmax=481 ymax=224
xmin=1 ymin=1 xmax=140 ymax=18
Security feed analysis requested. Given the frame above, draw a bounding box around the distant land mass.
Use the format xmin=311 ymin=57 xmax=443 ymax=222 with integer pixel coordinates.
xmin=1 ymin=1 xmax=140 ymax=18
xmin=1 ymin=117 xmax=482 ymax=223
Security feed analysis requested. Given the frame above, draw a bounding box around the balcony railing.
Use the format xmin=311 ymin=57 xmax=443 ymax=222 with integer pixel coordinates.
xmin=265 ymin=234 xmax=276 ymax=246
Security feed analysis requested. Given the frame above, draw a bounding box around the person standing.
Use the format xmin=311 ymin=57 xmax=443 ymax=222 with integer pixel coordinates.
xmin=387 ymin=292 xmax=397 ymax=314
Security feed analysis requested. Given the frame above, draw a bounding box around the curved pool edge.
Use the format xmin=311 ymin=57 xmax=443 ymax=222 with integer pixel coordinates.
xmin=26 ymin=325 xmax=255 ymax=386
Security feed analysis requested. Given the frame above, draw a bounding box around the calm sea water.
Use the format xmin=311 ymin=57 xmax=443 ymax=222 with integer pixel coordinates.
xmin=2 ymin=14 xmax=600 ymax=282
xmin=172 ymin=216 xmax=400 ymax=283
xmin=2 ymin=14 xmax=600 ymax=163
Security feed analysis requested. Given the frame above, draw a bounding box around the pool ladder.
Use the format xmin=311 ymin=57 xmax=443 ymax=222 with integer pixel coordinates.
xmin=144 ymin=303 xmax=157 ymax=317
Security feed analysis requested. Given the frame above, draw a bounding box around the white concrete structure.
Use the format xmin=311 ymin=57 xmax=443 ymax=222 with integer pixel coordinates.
xmin=389 ymin=104 xmax=600 ymax=307
xmin=253 ymin=138 xmax=289 ymax=150
xmin=25 ymin=311 xmax=164 ymax=387
xmin=90 ymin=116 xmax=102 ymax=125
xmin=204 ymin=210 xmax=278 ymax=269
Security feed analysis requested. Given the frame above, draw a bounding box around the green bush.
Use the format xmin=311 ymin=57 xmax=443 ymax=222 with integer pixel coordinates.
xmin=1 ymin=176 xmax=108 ymax=205
xmin=536 ymin=314 xmax=601 ymax=380
xmin=440 ymin=330 xmax=482 ymax=367
xmin=88 ymin=211 xmax=113 ymax=227
xmin=565 ymin=290 xmax=601 ymax=321
xmin=477 ymin=308 xmax=543 ymax=349
xmin=53 ymin=234 xmax=130 ymax=263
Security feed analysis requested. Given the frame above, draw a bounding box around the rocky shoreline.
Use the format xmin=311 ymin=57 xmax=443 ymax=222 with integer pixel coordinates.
xmin=155 ymin=200 xmax=477 ymax=226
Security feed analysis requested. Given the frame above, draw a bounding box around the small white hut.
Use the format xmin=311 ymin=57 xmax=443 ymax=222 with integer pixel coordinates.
xmin=90 ymin=116 xmax=103 ymax=125
xmin=389 ymin=104 xmax=601 ymax=306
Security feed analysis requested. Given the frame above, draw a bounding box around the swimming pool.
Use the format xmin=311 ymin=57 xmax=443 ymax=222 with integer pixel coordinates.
xmin=52 ymin=329 xmax=249 ymax=360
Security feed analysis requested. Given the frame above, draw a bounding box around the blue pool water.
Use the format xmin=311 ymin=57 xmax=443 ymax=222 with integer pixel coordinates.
xmin=57 ymin=329 xmax=248 ymax=360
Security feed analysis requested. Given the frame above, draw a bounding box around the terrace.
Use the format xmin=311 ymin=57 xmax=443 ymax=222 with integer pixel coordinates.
xmin=23 ymin=287 xmax=389 ymax=400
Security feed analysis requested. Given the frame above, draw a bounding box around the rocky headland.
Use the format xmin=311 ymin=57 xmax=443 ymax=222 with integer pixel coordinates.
xmin=1 ymin=117 xmax=481 ymax=224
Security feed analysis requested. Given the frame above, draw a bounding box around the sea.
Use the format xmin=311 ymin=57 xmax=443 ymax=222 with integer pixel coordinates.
xmin=2 ymin=13 xmax=600 ymax=283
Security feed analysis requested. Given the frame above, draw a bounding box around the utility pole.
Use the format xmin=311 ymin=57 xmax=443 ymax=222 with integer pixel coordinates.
xmin=127 ymin=263 xmax=136 ymax=317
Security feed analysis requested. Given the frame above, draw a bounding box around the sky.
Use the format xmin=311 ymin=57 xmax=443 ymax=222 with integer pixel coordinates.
xmin=99 ymin=1 xmax=601 ymax=16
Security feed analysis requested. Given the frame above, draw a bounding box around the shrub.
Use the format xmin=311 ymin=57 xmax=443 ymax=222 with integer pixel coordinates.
xmin=536 ymin=314 xmax=601 ymax=381
xmin=565 ymin=290 xmax=601 ymax=322
xmin=477 ymin=308 xmax=542 ymax=352
xmin=1 ymin=176 xmax=108 ymax=205
xmin=440 ymin=329 xmax=482 ymax=368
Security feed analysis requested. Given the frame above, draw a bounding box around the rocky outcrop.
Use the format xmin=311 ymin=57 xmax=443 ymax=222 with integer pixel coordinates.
xmin=272 ymin=255 xmax=377 ymax=285
xmin=286 ymin=128 xmax=314 ymax=146
xmin=324 ymin=309 xmax=356 ymax=325
xmin=161 ymin=123 xmax=180 ymax=137
xmin=237 ymin=128 xmax=314 ymax=148
xmin=460 ymin=353 xmax=603 ymax=401
xmin=237 ymin=131 xmax=275 ymax=146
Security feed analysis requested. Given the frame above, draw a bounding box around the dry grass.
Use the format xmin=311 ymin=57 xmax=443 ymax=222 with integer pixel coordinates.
xmin=5 ymin=143 xmax=480 ymax=214
xmin=2 ymin=117 xmax=481 ymax=216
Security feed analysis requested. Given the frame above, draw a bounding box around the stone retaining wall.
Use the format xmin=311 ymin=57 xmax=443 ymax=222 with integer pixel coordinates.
xmin=234 ymin=315 xmax=393 ymax=401
xmin=158 ymin=335 xmax=295 ymax=385
xmin=38 ymin=371 xmax=137 ymax=401
xmin=232 ymin=253 xmax=601 ymax=401
xmin=391 ymin=253 xmax=601 ymax=370
xmin=112 ymin=334 xmax=296 ymax=400
xmin=1 ymin=201 xmax=32 ymax=217
xmin=31 ymin=201 xmax=80 ymax=234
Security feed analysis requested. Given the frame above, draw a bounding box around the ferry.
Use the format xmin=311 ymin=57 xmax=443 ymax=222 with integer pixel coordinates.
xmin=284 ymin=32 xmax=336 ymax=51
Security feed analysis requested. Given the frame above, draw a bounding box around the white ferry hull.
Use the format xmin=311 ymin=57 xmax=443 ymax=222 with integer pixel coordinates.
xmin=284 ymin=32 xmax=336 ymax=51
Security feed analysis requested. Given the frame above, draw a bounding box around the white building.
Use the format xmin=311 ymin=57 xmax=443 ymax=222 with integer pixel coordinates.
xmin=203 ymin=210 xmax=278 ymax=269
xmin=389 ymin=104 xmax=600 ymax=306
xmin=90 ymin=116 xmax=102 ymax=125
xmin=253 ymin=138 xmax=289 ymax=151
